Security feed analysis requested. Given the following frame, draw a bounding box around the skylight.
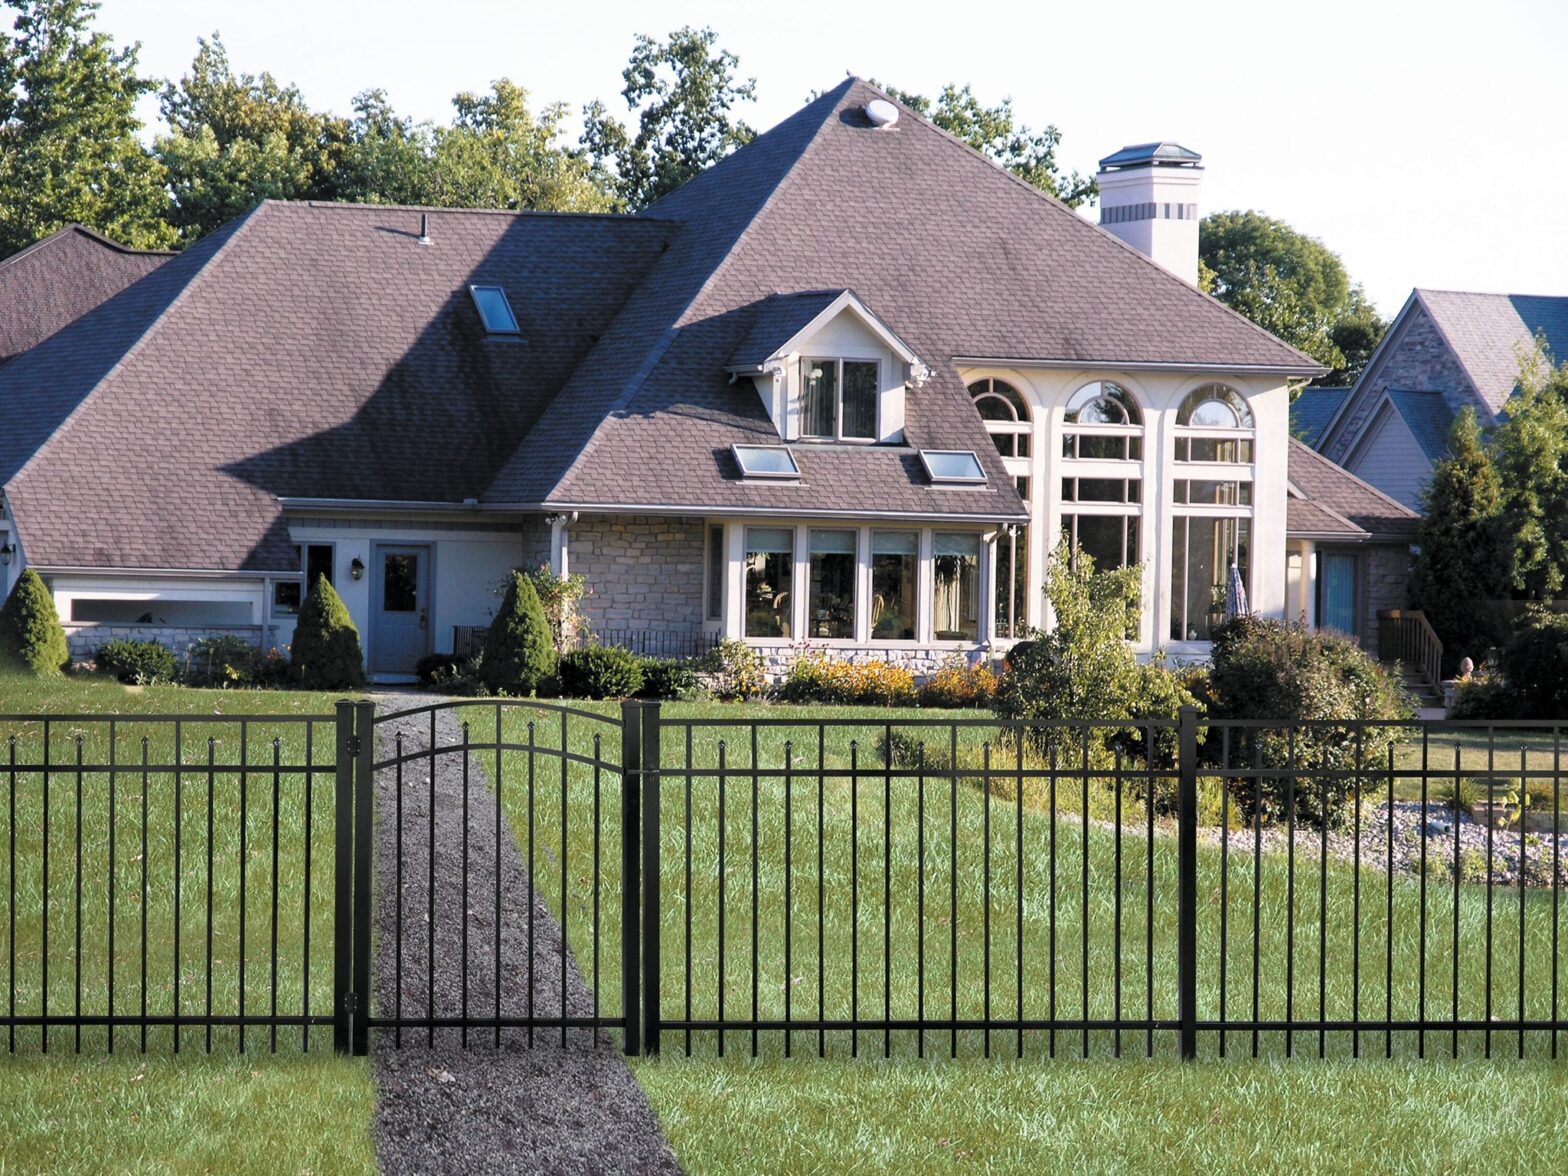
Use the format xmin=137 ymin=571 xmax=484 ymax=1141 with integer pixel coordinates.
xmin=469 ymin=285 xmax=521 ymax=334
xmin=920 ymin=449 xmax=986 ymax=485
xmin=733 ymin=444 xmax=801 ymax=480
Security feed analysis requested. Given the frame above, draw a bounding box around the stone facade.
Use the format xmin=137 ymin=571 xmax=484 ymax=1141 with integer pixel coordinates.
xmin=751 ymin=641 xmax=994 ymax=682
xmin=1361 ymin=542 xmax=1413 ymax=654
xmin=1324 ymin=305 xmax=1477 ymax=466
xmin=64 ymin=623 xmax=266 ymax=663
xmin=573 ymin=515 xmax=706 ymax=640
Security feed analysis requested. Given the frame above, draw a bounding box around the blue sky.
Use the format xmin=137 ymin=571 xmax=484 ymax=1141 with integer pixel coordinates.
xmin=100 ymin=0 xmax=1566 ymax=316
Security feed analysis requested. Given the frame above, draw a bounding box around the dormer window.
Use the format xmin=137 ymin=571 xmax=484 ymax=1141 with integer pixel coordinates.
xmin=801 ymin=358 xmax=877 ymax=440
xmin=469 ymin=285 xmax=521 ymax=335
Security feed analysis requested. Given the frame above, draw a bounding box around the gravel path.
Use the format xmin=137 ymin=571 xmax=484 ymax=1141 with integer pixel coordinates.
xmin=369 ymin=695 xmax=681 ymax=1176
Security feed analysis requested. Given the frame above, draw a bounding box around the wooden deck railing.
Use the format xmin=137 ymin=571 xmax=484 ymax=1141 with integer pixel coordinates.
xmin=1376 ymin=609 xmax=1444 ymax=694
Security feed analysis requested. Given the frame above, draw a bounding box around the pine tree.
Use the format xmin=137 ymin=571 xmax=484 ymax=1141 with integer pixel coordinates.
xmin=0 ymin=567 xmax=70 ymax=673
xmin=1409 ymin=407 xmax=1510 ymax=670
xmin=289 ymin=575 xmax=365 ymax=689
xmin=1492 ymin=349 xmax=1568 ymax=601
xmin=480 ymin=571 xmax=557 ymax=695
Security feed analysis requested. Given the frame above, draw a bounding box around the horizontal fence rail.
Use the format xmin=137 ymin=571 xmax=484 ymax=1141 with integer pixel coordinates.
xmin=0 ymin=711 xmax=340 ymax=1055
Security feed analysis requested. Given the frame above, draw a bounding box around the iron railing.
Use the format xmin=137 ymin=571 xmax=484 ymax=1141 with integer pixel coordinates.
xmin=595 ymin=629 xmax=721 ymax=660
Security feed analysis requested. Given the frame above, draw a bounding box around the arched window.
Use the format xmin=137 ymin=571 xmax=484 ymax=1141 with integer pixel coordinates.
xmin=1062 ymin=381 xmax=1142 ymax=460
xmin=1170 ymin=383 xmax=1255 ymax=642
xmin=1177 ymin=383 xmax=1253 ymax=429
xmin=968 ymin=378 xmax=1031 ymax=458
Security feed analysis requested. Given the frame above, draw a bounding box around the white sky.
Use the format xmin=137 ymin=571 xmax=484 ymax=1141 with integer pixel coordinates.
xmin=98 ymin=0 xmax=1567 ymax=316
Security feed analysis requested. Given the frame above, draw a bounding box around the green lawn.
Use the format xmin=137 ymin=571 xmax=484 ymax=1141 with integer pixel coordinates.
xmin=478 ymin=699 xmax=1568 ymax=1174
xmin=0 ymin=668 xmax=375 ymax=1176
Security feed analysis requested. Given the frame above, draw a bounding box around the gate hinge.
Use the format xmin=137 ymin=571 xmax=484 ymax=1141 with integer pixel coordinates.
xmin=347 ymin=735 xmax=363 ymax=757
xmin=343 ymin=991 xmax=358 ymax=1015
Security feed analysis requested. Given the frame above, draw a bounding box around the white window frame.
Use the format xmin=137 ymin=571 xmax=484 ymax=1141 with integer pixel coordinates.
xmin=799 ymin=357 xmax=880 ymax=442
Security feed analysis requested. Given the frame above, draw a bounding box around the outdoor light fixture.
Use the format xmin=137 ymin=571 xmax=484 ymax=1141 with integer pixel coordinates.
xmin=350 ymin=556 xmax=365 ymax=581
xmin=0 ymin=542 xmax=13 ymax=566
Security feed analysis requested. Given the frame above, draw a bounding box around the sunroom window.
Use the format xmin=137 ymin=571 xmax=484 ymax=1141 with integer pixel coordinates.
xmin=1174 ymin=383 xmax=1255 ymax=462
xmin=744 ymin=527 xmax=794 ymax=638
xmin=1062 ymin=381 xmax=1142 ymax=461
xmin=1061 ymin=381 xmax=1143 ymax=573
xmin=1172 ymin=383 xmax=1254 ymax=640
xmin=933 ymin=533 xmax=981 ymax=642
xmin=870 ymin=531 xmax=918 ymax=640
xmin=801 ymin=358 xmax=877 ymax=440
xmin=807 ymin=529 xmax=857 ymax=639
xmin=968 ymin=378 xmax=1031 ymax=458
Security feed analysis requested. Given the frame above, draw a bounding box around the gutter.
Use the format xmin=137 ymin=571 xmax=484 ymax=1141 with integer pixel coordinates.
xmin=278 ymin=496 xmax=1029 ymax=525
xmin=952 ymin=355 xmax=1327 ymax=378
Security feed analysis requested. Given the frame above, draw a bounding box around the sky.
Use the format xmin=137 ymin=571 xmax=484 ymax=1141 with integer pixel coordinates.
xmin=97 ymin=0 xmax=1567 ymax=317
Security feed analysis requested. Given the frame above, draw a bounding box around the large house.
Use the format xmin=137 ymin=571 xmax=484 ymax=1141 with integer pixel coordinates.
xmin=1302 ymin=289 xmax=1568 ymax=509
xmin=0 ymin=80 xmax=1417 ymax=681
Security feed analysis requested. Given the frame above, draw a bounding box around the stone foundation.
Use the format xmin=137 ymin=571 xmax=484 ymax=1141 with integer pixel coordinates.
xmin=64 ymin=623 xmax=269 ymax=663
xmin=749 ymin=642 xmax=995 ymax=683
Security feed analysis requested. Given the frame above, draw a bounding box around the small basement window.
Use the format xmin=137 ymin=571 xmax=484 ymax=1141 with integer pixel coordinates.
xmin=733 ymin=444 xmax=800 ymax=480
xmin=919 ymin=450 xmax=986 ymax=485
xmin=469 ymin=285 xmax=521 ymax=334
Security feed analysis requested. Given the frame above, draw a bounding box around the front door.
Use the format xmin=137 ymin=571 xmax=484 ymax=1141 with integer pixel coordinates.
xmin=371 ymin=544 xmax=430 ymax=676
xmin=1318 ymin=551 xmax=1358 ymax=637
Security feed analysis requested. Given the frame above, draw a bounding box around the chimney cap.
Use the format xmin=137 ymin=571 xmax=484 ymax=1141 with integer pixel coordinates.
xmin=1097 ymin=142 xmax=1203 ymax=171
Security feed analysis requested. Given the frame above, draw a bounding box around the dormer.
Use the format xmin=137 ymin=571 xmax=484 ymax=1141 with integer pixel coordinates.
xmin=726 ymin=290 xmax=926 ymax=444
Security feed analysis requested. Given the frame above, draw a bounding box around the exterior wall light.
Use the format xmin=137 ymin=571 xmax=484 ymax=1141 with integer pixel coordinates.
xmin=0 ymin=542 xmax=14 ymax=566
xmin=350 ymin=557 xmax=365 ymax=581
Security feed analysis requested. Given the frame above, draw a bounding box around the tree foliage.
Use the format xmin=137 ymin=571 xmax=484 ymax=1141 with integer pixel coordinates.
xmin=1199 ymin=210 xmax=1385 ymax=383
xmin=876 ymin=82 xmax=1094 ymax=207
xmin=0 ymin=566 xmax=69 ymax=673
xmin=582 ymin=25 xmax=755 ymax=209
xmin=1408 ymin=407 xmax=1511 ymax=670
xmin=0 ymin=0 xmax=174 ymax=255
xmin=1492 ymin=347 xmax=1568 ymax=601
xmin=480 ymin=571 xmax=557 ymax=695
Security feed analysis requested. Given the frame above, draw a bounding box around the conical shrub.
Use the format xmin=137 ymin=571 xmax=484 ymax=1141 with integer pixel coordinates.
xmin=0 ymin=567 xmax=70 ymax=674
xmin=290 ymin=575 xmax=365 ymax=690
xmin=481 ymin=570 xmax=557 ymax=695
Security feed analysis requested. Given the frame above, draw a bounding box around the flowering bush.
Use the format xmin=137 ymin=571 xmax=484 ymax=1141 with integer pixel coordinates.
xmin=700 ymin=639 xmax=767 ymax=701
xmin=778 ymin=650 xmax=917 ymax=706
xmin=918 ymin=660 xmax=998 ymax=709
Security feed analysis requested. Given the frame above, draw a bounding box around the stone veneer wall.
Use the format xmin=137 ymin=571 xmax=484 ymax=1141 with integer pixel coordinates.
xmin=751 ymin=642 xmax=994 ymax=682
xmin=1325 ymin=305 xmax=1478 ymax=465
xmin=573 ymin=515 xmax=706 ymax=639
xmin=1361 ymin=542 xmax=1414 ymax=655
xmin=64 ymin=623 xmax=267 ymax=662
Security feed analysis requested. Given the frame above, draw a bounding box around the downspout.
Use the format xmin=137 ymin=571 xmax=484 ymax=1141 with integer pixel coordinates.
xmin=547 ymin=511 xmax=579 ymax=580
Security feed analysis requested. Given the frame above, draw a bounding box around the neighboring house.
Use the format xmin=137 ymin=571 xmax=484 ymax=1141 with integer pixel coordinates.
xmin=1314 ymin=289 xmax=1568 ymax=509
xmin=1 ymin=79 xmax=1375 ymax=681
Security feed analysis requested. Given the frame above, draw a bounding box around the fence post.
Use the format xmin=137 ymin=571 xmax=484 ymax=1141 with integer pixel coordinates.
xmin=1177 ymin=705 xmax=1198 ymax=1062
xmin=351 ymin=701 xmax=376 ymax=1056
xmin=620 ymin=700 xmax=642 ymax=1056
xmin=642 ymin=702 xmax=662 ymax=1056
xmin=333 ymin=700 xmax=356 ymax=1055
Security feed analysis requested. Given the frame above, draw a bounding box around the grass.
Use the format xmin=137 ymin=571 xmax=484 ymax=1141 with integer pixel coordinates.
xmin=466 ymin=698 xmax=1568 ymax=1174
xmin=0 ymin=668 xmax=375 ymax=1175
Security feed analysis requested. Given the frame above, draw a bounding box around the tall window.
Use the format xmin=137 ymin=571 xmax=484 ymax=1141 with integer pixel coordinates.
xmin=1061 ymin=381 xmax=1143 ymax=573
xmin=994 ymin=524 xmax=1028 ymax=638
xmin=706 ymin=525 xmax=724 ymax=620
xmin=870 ymin=531 xmax=918 ymax=640
xmin=1172 ymin=383 xmax=1254 ymax=640
xmin=968 ymin=378 xmax=1031 ymax=457
xmin=933 ymin=533 xmax=981 ymax=642
xmin=807 ymin=530 xmax=857 ymax=639
xmin=802 ymin=358 xmax=878 ymax=440
xmin=744 ymin=528 xmax=794 ymax=638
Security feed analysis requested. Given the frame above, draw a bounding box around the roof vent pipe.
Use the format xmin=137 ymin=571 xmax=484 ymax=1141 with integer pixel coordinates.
xmin=418 ymin=213 xmax=431 ymax=246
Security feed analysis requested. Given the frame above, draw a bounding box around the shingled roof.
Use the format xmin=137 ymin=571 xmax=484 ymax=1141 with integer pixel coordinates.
xmin=1418 ymin=289 xmax=1568 ymax=414
xmin=0 ymin=225 xmax=170 ymax=365
xmin=1287 ymin=439 xmax=1418 ymax=542
xmin=485 ymin=78 xmax=1319 ymax=513
xmin=1 ymin=78 xmax=1321 ymax=573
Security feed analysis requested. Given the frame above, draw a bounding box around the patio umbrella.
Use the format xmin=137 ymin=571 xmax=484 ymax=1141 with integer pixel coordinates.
xmin=1226 ymin=562 xmax=1250 ymax=619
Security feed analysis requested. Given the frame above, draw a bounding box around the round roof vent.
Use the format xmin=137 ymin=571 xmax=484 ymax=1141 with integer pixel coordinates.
xmin=865 ymin=98 xmax=899 ymax=128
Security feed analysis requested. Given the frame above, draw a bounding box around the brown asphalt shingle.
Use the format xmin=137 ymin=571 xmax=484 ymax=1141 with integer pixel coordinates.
xmin=1288 ymin=438 xmax=1418 ymax=541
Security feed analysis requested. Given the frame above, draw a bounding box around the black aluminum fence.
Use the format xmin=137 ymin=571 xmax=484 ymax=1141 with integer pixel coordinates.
xmin=4 ymin=701 xmax=1568 ymax=1062
xmin=595 ymin=629 xmax=721 ymax=660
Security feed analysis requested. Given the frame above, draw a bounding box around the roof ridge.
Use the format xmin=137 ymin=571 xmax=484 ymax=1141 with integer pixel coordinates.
xmin=534 ymin=81 xmax=856 ymax=501
xmin=1288 ymin=436 xmax=1418 ymax=518
xmin=5 ymin=205 xmax=266 ymax=493
xmin=287 ymin=198 xmax=680 ymax=225
xmin=1417 ymin=286 xmax=1568 ymax=302
xmin=0 ymin=224 xmax=174 ymax=274
xmin=848 ymin=78 xmax=1324 ymax=375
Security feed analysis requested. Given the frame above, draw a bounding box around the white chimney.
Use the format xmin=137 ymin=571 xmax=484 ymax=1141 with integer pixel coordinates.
xmin=1095 ymin=143 xmax=1203 ymax=285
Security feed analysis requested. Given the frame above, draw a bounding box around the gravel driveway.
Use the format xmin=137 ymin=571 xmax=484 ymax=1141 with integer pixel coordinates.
xmin=369 ymin=695 xmax=680 ymax=1175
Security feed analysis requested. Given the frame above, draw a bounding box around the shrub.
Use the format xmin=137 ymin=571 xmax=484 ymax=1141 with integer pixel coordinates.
xmin=639 ymin=658 xmax=705 ymax=702
xmin=0 ymin=567 xmax=69 ymax=674
xmin=1448 ymin=667 xmax=1516 ymax=720
xmin=778 ymin=651 xmax=917 ymax=707
xmin=520 ymin=565 xmax=588 ymax=650
xmin=918 ymin=660 xmax=998 ymax=709
xmin=700 ymin=638 xmax=766 ymax=701
xmin=290 ymin=576 xmax=366 ymax=690
xmin=994 ymin=543 xmax=1195 ymax=768
xmin=415 ymin=652 xmax=468 ymax=687
xmin=1498 ymin=607 xmax=1568 ymax=718
xmin=95 ymin=638 xmax=178 ymax=685
xmin=183 ymin=635 xmax=263 ymax=687
xmin=481 ymin=572 xmax=557 ymax=696
xmin=558 ymin=644 xmax=645 ymax=699
xmin=1207 ymin=615 xmax=1413 ymax=826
